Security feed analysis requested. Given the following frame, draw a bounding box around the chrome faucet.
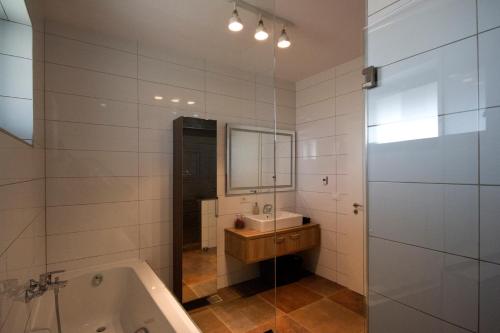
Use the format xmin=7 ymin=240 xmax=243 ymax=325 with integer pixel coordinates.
xmin=25 ymin=270 xmax=68 ymax=303
xmin=263 ymin=204 xmax=273 ymax=215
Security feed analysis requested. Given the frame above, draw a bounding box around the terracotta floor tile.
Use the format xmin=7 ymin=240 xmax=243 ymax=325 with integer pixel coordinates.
xmin=260 ymin=283 xmax=323 ymax=313
xmin=297 ymin=275 xmax=346 ymax=297
xmin=289 ymin=299 xmax=365 ymax=333
xmin=190 ymin=308 xmax=232 ymax=333
xmin=329 ymin=289 xmax=366 ymax=317
xmin=211 ymin=295 xmax=278 ymax=333
xmin=246 ymin=315 xmax=311 ymax=333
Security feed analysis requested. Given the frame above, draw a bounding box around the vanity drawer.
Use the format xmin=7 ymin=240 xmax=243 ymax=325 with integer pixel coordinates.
xmin=225 ymin=224 xmax=320 ymax=264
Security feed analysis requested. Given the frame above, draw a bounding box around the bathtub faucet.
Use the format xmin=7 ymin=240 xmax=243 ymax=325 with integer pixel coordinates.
xmin=25 ymin=270 xmax=68 ymax=303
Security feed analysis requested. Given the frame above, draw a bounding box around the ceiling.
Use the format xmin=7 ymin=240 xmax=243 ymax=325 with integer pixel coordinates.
xmin=35 ymin=0 xmax=364 ymax=82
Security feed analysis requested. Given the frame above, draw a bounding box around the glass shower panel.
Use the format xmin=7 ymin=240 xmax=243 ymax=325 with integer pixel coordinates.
xmin=366 ymin=0 xmax=499 ymax=332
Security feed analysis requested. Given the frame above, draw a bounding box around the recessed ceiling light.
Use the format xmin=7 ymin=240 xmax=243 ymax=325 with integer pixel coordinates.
xmin=254 ymin=17 xmax=269 ymax=41
xmin=154 ymin=96 xmax=163 ymax=100
xmin=228 ymin=3 xmax=243 ymax=32
xmin=187 ymin=101 xmax=196 ymax=105
xmin=171 ymin=98 xmax=180 ymax=103
xmin=277 ymin=26 xmax=291 ymax=48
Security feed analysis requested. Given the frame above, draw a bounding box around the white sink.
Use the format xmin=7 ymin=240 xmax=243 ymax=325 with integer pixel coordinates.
xmin=244 ymin=211 xmax=303 ymax=232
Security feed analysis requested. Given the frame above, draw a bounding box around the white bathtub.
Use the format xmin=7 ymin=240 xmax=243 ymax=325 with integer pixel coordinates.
xmin=27 ymin=260 xmax=200 ymax=333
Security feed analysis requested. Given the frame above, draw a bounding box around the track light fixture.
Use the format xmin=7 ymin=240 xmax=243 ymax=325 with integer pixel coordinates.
xmin=277 ymin=25 xmax=291 ymax=48
xmin=228 ymin=2 xmax=243 ymax=32
xmin=254 ymin=15 xmax=269 ymax=41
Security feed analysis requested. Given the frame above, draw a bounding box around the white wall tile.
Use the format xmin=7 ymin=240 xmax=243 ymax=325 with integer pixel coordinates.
xmin=368 ymin=37 xmax=478 ymax=127
xmin=46 ymin=150 xmax=138 ymax=177
xmin=296 ymin=68 xmax=335 ymax=91
xmin=296 ymin=98 xmax=334 ymax=124
xmin=480 ymin=186 xmax=500 ymax=264
xmin=335 ymin=90 xmax=363 ymax=116
xmin=139 ymin=199 xmax=171 ymax=224
xmin=139 ymin=56 xmax=204 ymax=90
xmin=45 ymin=20 xmax=137 ymax=53
xmin=47 ymin=177 xmax=138 ymax=206
xmin=206 ymin=72 xmax=255 ymax=100
xmin=139 ymin=128 xmax=172 ymax=153
xmin=367 ymin=0 xmax=477 ymax=67
xmin=138 ymin=80 xmax=204 ymax=113
xmin=139 ymin=153 xmax=172 ymax=177
xmin=297 ymin=156 xmax=336 ymax=175
xmin=335 ymin=57 xmax=363 ymax=77
xmin=479 ymin=27 xmax=500 ymax=109
xmin=46 ymin=201 xmax=138 ymax=235
xmin=368 ymin=111 xmax=479 ymax=184
xmin=296 ymin=117 xmax=335 ymax=141
xmin=369 ymin=182 xmax=478 ymax=258
xmin=139 ymin=244 xmax=171 ymax=269
xmin=369 ymin=292 xmax=471 ymax=333
xmin=296 ymin=79 xmax=334 ymax=107
xmin=276 ymin=88 xmax=296 ymax=108
xmin=335 ymin=70 xmax=363 ymax=96
xmin=370 ymin=237 xmax=478 ymax=331
xmin=206 ymin=92 xmax=255 ymax=119
xmin=46 ymin=121 xmax=138 ymax=152
xmin=0 ymin=147 xmax=44 ymax=183
xmin=480 ymin=107 xmax=500 ymax=184
xmin=45 ymin=63 xmax=137 ymax=102
xmin=297 ymin=137 xmax=336 ymax=157
xmin=478 ymin=0 xmax=500 ymax=32
xmin=47 ymin=225 xmax=139 ymax=263
xmin=45 ymin=34 xmax=137 ymax=77
xmin=367 ymin=0 xmax=399 ymax=16
xmin=139 ymin=176 xmax=171 ymax=200
xmin=480 ymin=261 xmax=500 ymax=332
xmin=138 ymin=42 xmax=205 ymax=70
xmin=45 ymin=92 xmax=138 ymax=127
xmin=139 ymin=222 xmax=172 ymax=247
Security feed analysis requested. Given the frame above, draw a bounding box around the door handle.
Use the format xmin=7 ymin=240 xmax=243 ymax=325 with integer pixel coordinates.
xmin=353 ymin=203 xmax=363 ymax=215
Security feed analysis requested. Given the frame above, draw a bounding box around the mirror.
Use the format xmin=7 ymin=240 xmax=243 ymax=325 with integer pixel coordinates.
xmin=0 ymin=2 xmax=34 ymax=145
xmin=173 ymin=117 xmax=218 ymax=305
xmin=226 ymin=124 xmax=295 ymax=195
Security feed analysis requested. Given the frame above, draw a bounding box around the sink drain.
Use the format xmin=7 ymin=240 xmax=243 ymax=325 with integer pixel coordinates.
xmin=96 ymin=327 xmax=106 ymax=332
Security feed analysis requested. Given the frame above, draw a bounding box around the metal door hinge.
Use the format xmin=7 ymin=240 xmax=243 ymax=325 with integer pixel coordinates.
xmin=362 ymin=66 xmax=378 ymax=89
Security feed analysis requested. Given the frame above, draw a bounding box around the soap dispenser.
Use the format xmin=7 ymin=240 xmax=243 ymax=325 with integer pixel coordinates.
xmin=252 ymin=202 xmax=260 ymax=215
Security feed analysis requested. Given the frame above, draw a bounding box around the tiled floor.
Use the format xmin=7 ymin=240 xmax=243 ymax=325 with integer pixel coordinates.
xmin=183 ymin=248 xmax=217 ymax=302
xmin=188 ymin=274 xmax=366 ymax=333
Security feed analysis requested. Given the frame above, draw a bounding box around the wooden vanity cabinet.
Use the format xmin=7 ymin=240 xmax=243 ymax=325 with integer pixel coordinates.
xmin=225 ymin=224 xmax=320 ymax=264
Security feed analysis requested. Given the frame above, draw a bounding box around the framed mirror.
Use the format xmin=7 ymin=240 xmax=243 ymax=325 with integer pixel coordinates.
xmin=226 ymin=124 xmax=295 ymax=195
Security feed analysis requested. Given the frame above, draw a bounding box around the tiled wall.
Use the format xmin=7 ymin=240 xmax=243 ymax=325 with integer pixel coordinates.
xmin=42 ymin=21 xmax=296 ymax=289
xmin=367 ymin=0 xmax=500 ymax=332
xmin=0 ymin=6 xmax=45 ymax=333
xmin=295 ymin=57 xmax=365 ymax=294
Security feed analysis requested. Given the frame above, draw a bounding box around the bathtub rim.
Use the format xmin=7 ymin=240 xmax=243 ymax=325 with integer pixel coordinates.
xmin=29 ymin=259 xmax=201 ymax=333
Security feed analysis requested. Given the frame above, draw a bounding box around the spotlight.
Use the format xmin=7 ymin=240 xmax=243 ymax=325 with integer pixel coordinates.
xmin=277 ymin=26 xmax=291 ymax=48
xmin=254 ymin=17 xmax=269 ymax=41
xmin=228 ymin=3 xmax=243 ymax=32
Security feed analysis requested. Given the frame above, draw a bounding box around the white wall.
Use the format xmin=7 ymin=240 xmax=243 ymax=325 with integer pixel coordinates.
xmin=42 ymin=21 xmax=296 ymax=289
xmin=0 ymin=5 xmax=45 ymax=333
xmin=367 ymin=0 xmax=500 ymax=332
xmin=295 ymin=57 xmax=365 ymax=294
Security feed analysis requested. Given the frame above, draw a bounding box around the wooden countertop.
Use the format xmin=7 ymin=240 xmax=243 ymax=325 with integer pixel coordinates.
xmin=225 ymin=223 xmax=319 ymax=240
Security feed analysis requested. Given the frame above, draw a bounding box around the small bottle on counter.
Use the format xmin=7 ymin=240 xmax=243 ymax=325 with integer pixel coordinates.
xmin=252 ymin=202 xmax=260 ymax=215
xmin=234 ymin=214 xmax=245 ymax=229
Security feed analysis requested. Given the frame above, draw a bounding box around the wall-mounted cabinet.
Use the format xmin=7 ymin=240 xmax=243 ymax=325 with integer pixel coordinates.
xmin=226 ymin=124 xmax=295 ymax=195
